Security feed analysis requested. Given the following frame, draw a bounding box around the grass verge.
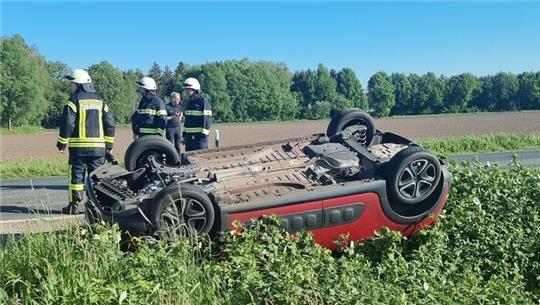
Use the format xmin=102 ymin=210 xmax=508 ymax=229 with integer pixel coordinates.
xmin=0 ymin=155 xmax=67 ymax=179
xmin=1 ymin=132 xmax=539 ymax=179
xmin=1 ymin=162 xmax=539 ymax=304
xmin=419 ymin=132 xmax=540 ymax=157
xmin=0 ymin=126 xmax=48 ymax=135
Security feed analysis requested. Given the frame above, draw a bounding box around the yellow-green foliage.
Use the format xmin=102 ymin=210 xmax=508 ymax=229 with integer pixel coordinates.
xmin=420 ymin=132 xmax=540 ymax=157
xmin=0 ymin=156 xmax=67 ymax=179
xmin=1 ymin=162 xmax=539 ymax=304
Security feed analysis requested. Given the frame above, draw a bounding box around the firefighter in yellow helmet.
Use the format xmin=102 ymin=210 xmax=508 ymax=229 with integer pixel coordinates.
xmin=57 ymin=69 xmax=116 ymax=214
xmin=183 ymin=78 xmax=213 ymax=151
xmin=131 ymin=77 xmax=167 ymax=139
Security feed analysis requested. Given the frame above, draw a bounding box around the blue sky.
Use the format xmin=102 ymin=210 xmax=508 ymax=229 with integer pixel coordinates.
xmin=2 ymin=1 xmax=539 ymax=84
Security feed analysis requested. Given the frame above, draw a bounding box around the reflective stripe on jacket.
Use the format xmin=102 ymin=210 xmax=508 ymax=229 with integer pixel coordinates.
xmin=57 ymin=89 xmax=116 ymax=157
xmin=131 ymin=91 xmax=167 ymax=136
xmin=184 ymin=93 xmax=212 ymax=136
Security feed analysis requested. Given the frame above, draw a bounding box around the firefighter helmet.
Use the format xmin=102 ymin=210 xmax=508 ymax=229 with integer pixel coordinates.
xmin=137 ymin=77 xmax=157 ymax=90
xmin=183 ymin=78 xmax=201 ymax=91
xmin=65 ymin=69 xmax=92 ymax=84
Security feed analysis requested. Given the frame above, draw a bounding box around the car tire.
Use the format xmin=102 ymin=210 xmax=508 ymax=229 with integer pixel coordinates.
xmin=326 ymin=108 xmax=376 ymax=147
xmin=124 ymin=136 xmax=180 ymax=171
xmin=150 ymin=184 xmax=216 ymax=239
xmin=385 ymin=146 xmax=442 ymax=206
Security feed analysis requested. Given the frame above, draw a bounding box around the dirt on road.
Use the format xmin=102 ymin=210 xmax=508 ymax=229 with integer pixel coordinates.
xmin=1 ymin=112 xmax=539 ymax=161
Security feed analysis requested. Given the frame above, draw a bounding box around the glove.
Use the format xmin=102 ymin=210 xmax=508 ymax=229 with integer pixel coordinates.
xmin=133 ymin=134 xmax=138 ymax=141
xmin=105 ymin=149 xmax=116 ymax=163
xmin=56 ymin=142 xmax=66 ymax=151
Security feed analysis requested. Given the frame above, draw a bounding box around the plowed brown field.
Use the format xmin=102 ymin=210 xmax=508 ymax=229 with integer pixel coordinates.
xmin=1 ymin=112 xmax=539 ymax=161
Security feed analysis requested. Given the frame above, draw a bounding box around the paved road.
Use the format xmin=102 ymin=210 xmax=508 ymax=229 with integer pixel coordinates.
xmin=1 ymin=150 xmax=539 ymax=234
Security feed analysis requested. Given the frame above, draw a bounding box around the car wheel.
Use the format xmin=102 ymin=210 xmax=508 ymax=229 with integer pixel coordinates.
xmin=150 ymin=184 xmax=215 ymax=239
xmin=124 ymin=136 xmax=180 ymax=171
xmin=385 ymin=146 xmax=442 ymax=206
xmin=326 ymin=108 xmax=376 ymax=147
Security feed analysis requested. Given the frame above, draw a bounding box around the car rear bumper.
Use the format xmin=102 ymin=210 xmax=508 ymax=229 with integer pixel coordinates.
xmin=85 ymin=177 xmax=149 ymax=235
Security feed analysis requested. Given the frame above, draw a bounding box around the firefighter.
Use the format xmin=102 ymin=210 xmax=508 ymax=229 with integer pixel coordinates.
xmin=165 ymin=91 xmax=183 ymax=155
xmin=131 ymin=77 xmax=167 ymax=139
xmin=57 ymin=69 xmax=115 ymax=214
xmin=183 ymin=78 xmax=212 ymax=151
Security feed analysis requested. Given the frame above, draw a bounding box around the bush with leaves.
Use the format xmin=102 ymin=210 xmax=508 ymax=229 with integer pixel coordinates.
xmin=1 ymin=162 xmax=539 ymax=304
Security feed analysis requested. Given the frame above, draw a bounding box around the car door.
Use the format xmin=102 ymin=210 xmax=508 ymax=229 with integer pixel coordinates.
xmin=320 ymin=192 xmax=381 ymax=250
xmin=226 ymin=199 xmax=323 ymax=242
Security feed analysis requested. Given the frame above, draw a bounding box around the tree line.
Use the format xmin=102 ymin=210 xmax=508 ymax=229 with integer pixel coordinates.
xmin=1 ymin=34 xmax=539 ymax=129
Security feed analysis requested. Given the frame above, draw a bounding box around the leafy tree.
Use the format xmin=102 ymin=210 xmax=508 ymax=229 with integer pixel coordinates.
xmin=123 ymin=69 xmax=144 ymax=117
xmin=307 ymin=64 xmax=338 ymax=107
xmin=413 ymin=73 xmax=445 ymax=114
xmin=390 ymin=73 xmax=412 ymax=115
xmin=200 ymin=63 xmax=233 ymax=122
xmin=472 ymin=76 xmax=495 ymax=111
xmin=256 ymin=61 xmax=298 ymax=120
xmin=406 ymin=73 xmax=421 ymax=114
xmin=330 ymin=68 xmax=338 ymax=80
xmin=516 ymin=72 xmax=540 ymax=110
xmin=443 ymin=73 xmax=480 ymax=113
xmin=146 ymin=62 xmax=165 ymax=97
xmin=492 ymin=72 xmax=519 ymax=111
xmin=88 ymin=61 xmax=132 ymax=124
xmin=225 ymin=60 xmax=298 ymax=121
xmin=42 ymin=61 xmax=70 ymax=128
xmin=337 ymin=68 xmax=367 ymax=110
xmin=160 ymin=65 xmax=174 ymax=98
xmin=291 ymin=70 xmax=312 ymax=118
xmin=474 ymin=72 xmax=519 ymax=111
xmin=305 ymin=101 xmax=333 ymax=119
xmin=0 ymin=35 xmax=51 ymax=128
xmin=368 ymin=72 xmax=395 ymax=117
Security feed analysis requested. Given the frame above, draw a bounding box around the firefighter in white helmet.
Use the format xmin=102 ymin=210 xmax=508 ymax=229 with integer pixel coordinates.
xmin=57 ymin=69 xmax=116 ymax=214
xmin=131 ymin=76 xmax=167 ymax=140
xmin=183 ymin=77 xmax=213 ymax=151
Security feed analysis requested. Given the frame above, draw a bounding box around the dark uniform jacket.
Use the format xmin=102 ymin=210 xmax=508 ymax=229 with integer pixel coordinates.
xmin=166 ymin=102 xmax=182 ymax=128
xmin=184 ymin=92 xmax=212 ymax=137
xmin=131 ymin=91 xmax=167 ymax=136
xmin=57 ymin=88 xmax=115 ymax=157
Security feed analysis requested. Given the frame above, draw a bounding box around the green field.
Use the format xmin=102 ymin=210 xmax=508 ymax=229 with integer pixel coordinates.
xmin=0 ymin=126 xmax=48 ymax=135
xmin=1 ymin=162 xmax=539 ymax=304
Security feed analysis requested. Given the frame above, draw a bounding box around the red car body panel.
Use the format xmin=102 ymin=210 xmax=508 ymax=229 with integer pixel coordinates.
xmin=227 ymin=200 xmax=323 ymax=241
xmin=227 ymin=183 xmax=450 ymax=249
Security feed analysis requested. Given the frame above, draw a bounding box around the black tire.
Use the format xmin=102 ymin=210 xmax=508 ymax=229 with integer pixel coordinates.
xmin=326 ymin=108 xmax=376 ymax=147
xmin=150 ymin=184 xmax=215 ymax=239
xmin=124 ymin=136 xmax=180 ymax=171
xmin=385 ymin=146 xmax=442 ymax=206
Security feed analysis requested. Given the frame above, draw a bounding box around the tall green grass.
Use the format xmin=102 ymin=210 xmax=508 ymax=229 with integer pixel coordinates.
xmin=419 ymin=132 xmax=540 ymax=157
xmin=2 ymin=162 xmax=539 ymax=304
xmin=0 ymin=156 xmax=67 ymax=179
xmin=0 ymin=126 xmax=47 ymax=135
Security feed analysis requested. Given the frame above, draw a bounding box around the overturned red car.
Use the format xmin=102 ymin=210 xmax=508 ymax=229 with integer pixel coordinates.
xmin=85 ymin=109 xmax=451 ymax=249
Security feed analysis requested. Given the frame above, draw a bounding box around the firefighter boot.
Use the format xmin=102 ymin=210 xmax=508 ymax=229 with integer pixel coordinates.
xmin=62 ymin=190 xmax=83 ymax=215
